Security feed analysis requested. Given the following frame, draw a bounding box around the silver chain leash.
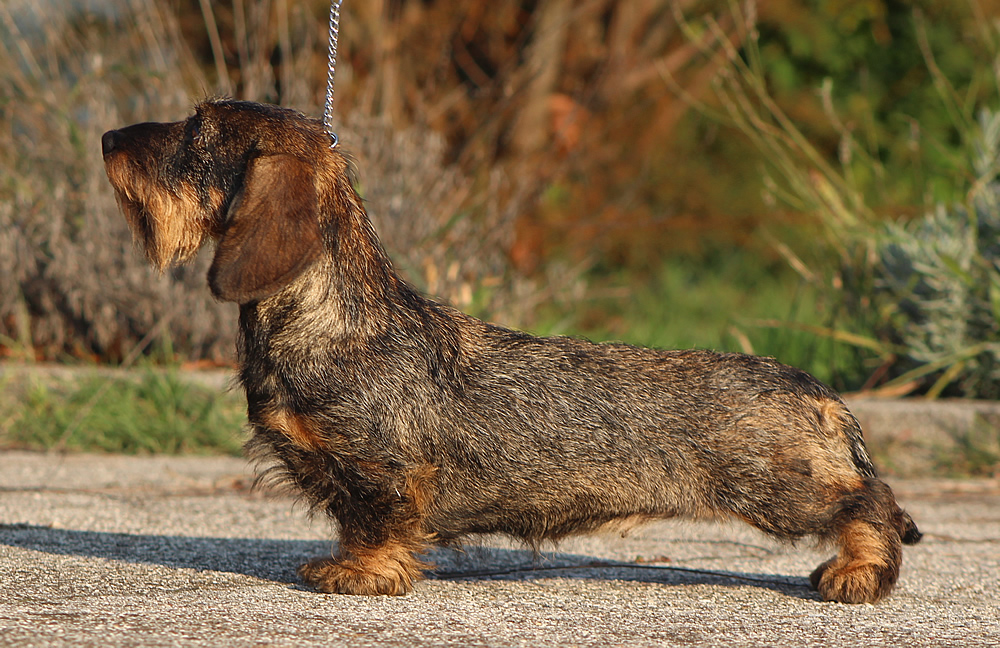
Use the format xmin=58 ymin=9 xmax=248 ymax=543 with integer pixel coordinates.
xmin=323 ymin=0 xmax=343 ymax=147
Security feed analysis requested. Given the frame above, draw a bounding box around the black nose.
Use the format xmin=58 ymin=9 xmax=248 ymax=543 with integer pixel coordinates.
xmin=101 ymin=130 xmax=119 ymax=156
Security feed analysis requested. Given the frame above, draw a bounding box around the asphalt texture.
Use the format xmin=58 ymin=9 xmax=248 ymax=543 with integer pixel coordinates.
xmin=1 ymin=449 xmax=998 ymax=647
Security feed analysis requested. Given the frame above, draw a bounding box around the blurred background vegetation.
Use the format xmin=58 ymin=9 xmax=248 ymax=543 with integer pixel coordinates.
xmin=2 ymin=0 xmax=999 ymax=399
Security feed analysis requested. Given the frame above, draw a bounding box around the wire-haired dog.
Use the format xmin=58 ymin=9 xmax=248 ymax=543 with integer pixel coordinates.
xmin=102 ymin=100 xmax=920 ymax=603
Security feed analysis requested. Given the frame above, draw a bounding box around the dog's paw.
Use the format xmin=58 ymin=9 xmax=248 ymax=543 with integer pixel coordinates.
xmin=809 ymin=556 xmax=895 ymax=604
xmin=298 ymin=556 xmax=416 ymax=596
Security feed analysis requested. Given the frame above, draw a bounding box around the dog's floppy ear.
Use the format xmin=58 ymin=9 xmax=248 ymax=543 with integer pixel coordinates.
xmin=208 ymin=154 xmax=323 ymax=303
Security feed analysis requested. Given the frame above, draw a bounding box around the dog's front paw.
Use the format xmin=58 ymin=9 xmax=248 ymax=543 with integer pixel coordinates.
xmin=298 ymin=553 xmax=420 ymax=596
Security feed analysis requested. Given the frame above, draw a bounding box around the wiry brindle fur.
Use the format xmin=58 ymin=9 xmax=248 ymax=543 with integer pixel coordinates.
xmin=102 ymin=100 xmax=921 ymax=603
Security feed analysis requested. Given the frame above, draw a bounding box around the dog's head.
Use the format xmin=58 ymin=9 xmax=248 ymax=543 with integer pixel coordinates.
xmin=102 ymin=100 xmax=345 ymax=303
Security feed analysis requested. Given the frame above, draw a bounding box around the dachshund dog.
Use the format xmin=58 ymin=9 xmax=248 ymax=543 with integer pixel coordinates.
xmin=102 ymin=100 xmax=920 ymax=603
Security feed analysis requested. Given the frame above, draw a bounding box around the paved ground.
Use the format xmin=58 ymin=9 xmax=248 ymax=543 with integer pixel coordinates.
xmin=1 ymin=451 xmax=998 ymax=647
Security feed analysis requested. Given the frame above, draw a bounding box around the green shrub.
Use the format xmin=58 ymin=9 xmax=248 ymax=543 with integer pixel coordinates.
xmin=874 ymin=110 xmax=1000 ymax=398
xmin=693 ymin=6 xmax=1000 ymax=398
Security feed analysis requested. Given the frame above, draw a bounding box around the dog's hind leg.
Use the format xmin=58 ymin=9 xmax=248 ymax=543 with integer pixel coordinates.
xmin=810 ymin=478 xmax=922 ymax=603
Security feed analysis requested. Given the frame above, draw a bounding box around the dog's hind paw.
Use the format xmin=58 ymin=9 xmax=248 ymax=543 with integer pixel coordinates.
xmin=809 ymin=554 xmax=897 ymax=604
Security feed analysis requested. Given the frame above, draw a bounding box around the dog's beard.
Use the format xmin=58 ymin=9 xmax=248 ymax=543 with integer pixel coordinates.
xmin=106 ymin=161 xmax=208 ymax=269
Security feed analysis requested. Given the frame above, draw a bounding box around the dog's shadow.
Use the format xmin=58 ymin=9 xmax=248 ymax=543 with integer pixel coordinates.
xmin=0 ymin=523 xmax=818 ymax=601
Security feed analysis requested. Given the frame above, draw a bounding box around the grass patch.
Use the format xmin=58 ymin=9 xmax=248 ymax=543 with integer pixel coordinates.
xmin=0 ymin=369 xmax=245 ymax=455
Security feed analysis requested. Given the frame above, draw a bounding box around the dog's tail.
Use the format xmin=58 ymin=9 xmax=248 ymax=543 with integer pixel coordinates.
xmin=898 ymin=509 xmax=923 ymax=545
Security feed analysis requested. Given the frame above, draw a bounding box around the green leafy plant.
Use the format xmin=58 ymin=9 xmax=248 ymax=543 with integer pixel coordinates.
xmin=874 ymin=110 xmax=1000 ymax=398
xmin=678 ymin=4 xmax=1000 ymax=397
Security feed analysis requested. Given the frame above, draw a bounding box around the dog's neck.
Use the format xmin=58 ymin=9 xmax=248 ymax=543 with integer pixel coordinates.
xmin=323 ymin=179 xmax=402 ymax=328
xmin=238 ymin=182 xmax=417 ymax=356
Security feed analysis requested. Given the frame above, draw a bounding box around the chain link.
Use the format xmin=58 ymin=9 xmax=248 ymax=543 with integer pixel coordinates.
xmin=323 ymin=0 xmax=343 ymax=147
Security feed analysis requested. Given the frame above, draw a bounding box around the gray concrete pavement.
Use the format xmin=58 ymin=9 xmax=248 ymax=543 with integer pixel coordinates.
xmin=1 ymin=451 xmax=998 ymax=647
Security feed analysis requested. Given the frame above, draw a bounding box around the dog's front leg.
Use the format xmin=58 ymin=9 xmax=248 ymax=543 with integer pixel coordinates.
xmin=298 ymin=462 xmax=439 ymax=596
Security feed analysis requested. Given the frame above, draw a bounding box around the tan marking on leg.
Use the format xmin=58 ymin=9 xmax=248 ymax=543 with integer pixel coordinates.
xmin=300 ymin=464 xmax=439 ymax=595
xmin=811 ymin=519 xmax=900 ymax=604
xmin=403 ymin=463 xmax=439 ymax=517
xmin=207 ymin=185 xmax=226 ymax=214
xmin=298 ymin=537 xmax=431 ymax=596
xmin=259 ymin=407 xmax=325 ymax=452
